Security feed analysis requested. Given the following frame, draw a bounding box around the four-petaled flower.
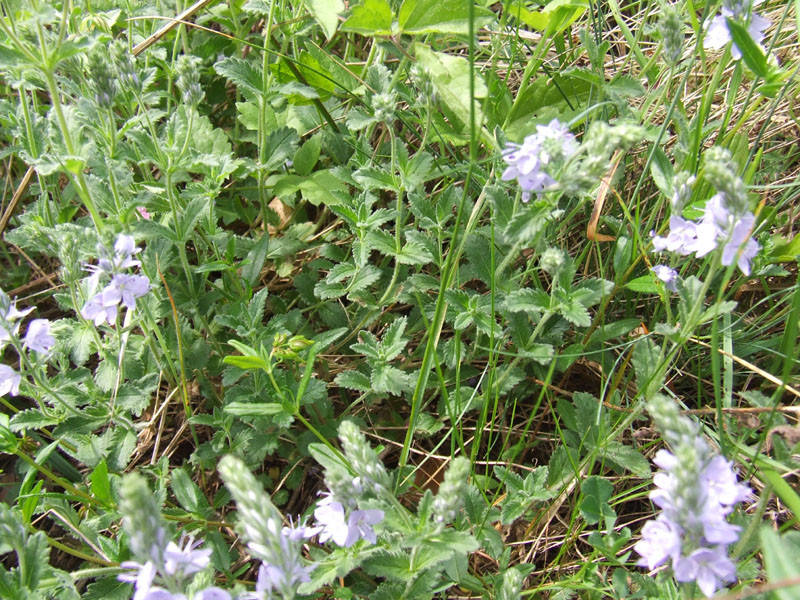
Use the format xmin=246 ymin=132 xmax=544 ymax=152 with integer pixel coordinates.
xmin=314 ymin=494 xmax=383 ymax=548
xmin=24 ymin=319 xmax=55 ymax=354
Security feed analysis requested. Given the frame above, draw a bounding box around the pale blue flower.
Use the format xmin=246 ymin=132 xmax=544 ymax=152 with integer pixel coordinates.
xmin=163 ymin=536 xmax=211 ymax=577
xmin=0 ymin=364 xmax=21 ymax=396
xmin=673 ymin=547 xmax=737 ymax=597
xmin=23 ymin=319 xmax=55 ymax=353
xmin=652 ymin=265 xmax=679 ymax=291
xmin=314 ymin=494 xmax=383 ymax=547
xmin=721 ymin=213 xmax=759 ymax=275
xmin=634 ymin=516 xmax=682 ymax=570
xmin=502 ymin=119 xmax=576 ymax=201
xmin=705 ymin=6 xmax=770 ymax=60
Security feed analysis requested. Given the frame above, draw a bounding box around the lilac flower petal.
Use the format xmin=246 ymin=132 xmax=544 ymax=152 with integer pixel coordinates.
xmin=634 ymin=517 xmax=682 ymax=569
xmin=652 ymin=265 xmax=678 ymax=291
xmin=193 ymin=588 xmax=232 ymax=600
xmin=0 ymin=364 xmax=21 ymax=396
xmin=24 ymin=319 xmax=55 ymax=353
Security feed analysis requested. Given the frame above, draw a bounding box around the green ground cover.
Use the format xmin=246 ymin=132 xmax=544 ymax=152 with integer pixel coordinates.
xmin=1 ymin=0 xmax=799 ymax=598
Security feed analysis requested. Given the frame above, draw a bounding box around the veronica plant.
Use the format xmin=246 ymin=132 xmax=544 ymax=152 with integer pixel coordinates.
xmin=636 ymin=395 xmax=752 ymax=597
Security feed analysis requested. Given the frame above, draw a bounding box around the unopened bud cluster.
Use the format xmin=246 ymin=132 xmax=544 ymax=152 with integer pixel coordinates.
xmin=88 ymin=48 xmax=117 ymax=108
xmin=338 ymin=420 xmax=391 ymax=494
xmin=703 ymin=147 xmax=747 ymax=215
xmin=432 ymin=456 xmax=470 ymax=525
xmin=658 ymin=4 xmax=685 ymax=66
xmin=175 ymin=55 xmax=204 ymax=107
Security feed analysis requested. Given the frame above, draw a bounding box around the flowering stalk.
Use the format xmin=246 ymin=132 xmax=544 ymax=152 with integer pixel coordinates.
xmin=218 ymin=455 xmax=314 ymax=600
xmin=635 ymin=395 xmax=751 ymax=597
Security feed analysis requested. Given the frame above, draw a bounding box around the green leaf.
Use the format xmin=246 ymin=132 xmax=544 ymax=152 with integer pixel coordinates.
xmin=580 ymin=476 xmax=616 ymax=526
xmin=726 ymin=18 xmax=769 ymax=79
xmin=603 ymin=441 xmax=651 ymax=478
xmin=559 ymin=300 xmax=591 ymax=327
xmin=307 ymin=0 xmax=344 ymax=39
xmin=90 ymin=460 xmax=111 ymax=505
xmin=413 ymin=44 xmax=487 ymax=130
xmin=223 ymin=402 xmax=286 ymax=416
xmin=398 ymin=0 xmax=494 ymax=35
xmin=760 ymin=527 xmax=800 ymax=600
xmin=341 ymin=0 xmax=393 ymax=35
xmin=625 ymin=274 xmax=660 ymax=293
xmin=503 ymin=288 xmax=550 ymax=313
xmin=649 ymin=146 xmax=674 ymax=198
xmin=293 ymin=134 xmax=322 ymax=176
xmin=171 ymin=467 xmax=210 ymax=515
xmin=335 ymin=370 xmax=372 ymax=391
xmin=214 ymin=57 xmax=264 ymax=98
xmin=242 ymin=233 xmax=269 ymax=286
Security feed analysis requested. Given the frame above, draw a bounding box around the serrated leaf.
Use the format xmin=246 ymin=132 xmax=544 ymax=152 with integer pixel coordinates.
xmin=603 ymin=441 xmax=651 ymax=478
xmin=90 ymin=460 xmax=111 ymax=504
xmin=171 ymin=467 xmax=210 ymax=515
xmin=559 ymin=300 xmax=591 ymax=327
xmin=504 ymin=288 xmax=550 ymax=313
xmin=215 ymin=56 xmax=264 ymax=98
xmin=335 ymin=370 xmax=372 ymax=391
xmin=242 ymin=233 xmax=269 ymax=286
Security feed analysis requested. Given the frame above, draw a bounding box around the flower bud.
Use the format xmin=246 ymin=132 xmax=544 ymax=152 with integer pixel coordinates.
xmin=539 ymin=247 xmax=566 ymax=276
xmin=703 ymin=146 xmax=748 ymax=216
xmin=175 ymin=55 xmax=204 ymax=107
xmin=119 ymin=472 xmax=167 ymax=565
xmin=338 ymin=421 xmax=391 ymax=494
xmin=658 ymin=4 xmax=685 ymax=66
xmin=432 ymin=456 xmax=470 ymax=525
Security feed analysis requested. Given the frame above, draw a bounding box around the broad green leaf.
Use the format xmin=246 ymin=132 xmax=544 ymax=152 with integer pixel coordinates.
xmin=398 ymin=0 xmax=494 ymax=35
xmin=335 ymin=370 xmax=372 ymax=391
xmin=580 ymin=476 xmax=616 ymax=526
xmin=307 ymin=0 xmax=344 ymax=39
xmin=413 ymin=44 xmax=487 ymax=130
xmin=293 ymin=134 xmax=322 ymax=176
xmin=90 ymin=460 xmax=111 ymax=505
xmin=341 ymin=0 xmax=392 ymax=35
xmin=760 ymin=527 xmax=800 ymax=600
xmin=625 ymin=274 xmax=660 ymax=293
xmin=214 ymin=56 xmax=264 ymax=98
xmin=649 ymin=146 xmax=674 ymax=198
xmin=171 ymin=467 xmax=210 ymax=515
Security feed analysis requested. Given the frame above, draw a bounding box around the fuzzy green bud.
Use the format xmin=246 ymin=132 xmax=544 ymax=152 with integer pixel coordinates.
xmin=670 ymin=171 xmax=696 ymax=213
xmin=498 ymin=567 xmax=524 ymax=600
xmin=372 ymin=91 xmax=396 ymax=125
xmin=87 ymin=48 xmax=117 ymax=109
xmin=432 ymin=456 xmax=470 ymax=525
xmin=175 ymin=55 xmax=203 ymax=107
xmin=119 ymin=472 xmax=167 ymax=564
xmin=703 ymin=146 xmax=748 ymax=216
xmin=658 ymin=4 xmax=685 ymax=67
xmin=110 ymin=40 xmax=140 ymax=93
xmin=539 ymin=247 xmax=566 ymax=276
xmin=646 ymin=394 xmax=699 ymax=450
xmin=338 ymin=421 xmax=390 ymax=494
xmin=218 ymin=455 xmax=283 ymax=560
xmin=409 ymin=64 xmax=435 ymax=102
xmin=324 ymin=463 xmax=362 ymax=508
